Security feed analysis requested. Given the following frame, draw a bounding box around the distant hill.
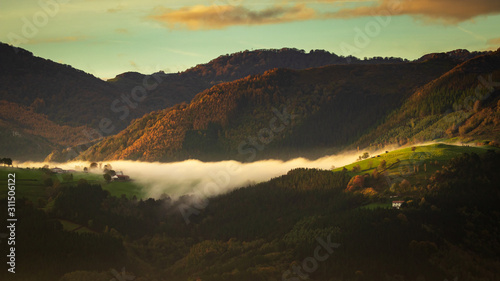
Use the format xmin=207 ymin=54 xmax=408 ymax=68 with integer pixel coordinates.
xmin=0 ymin=42 xmax=125 ymax=128
xmin=107 ymin=48 xmax=408 ymax=114
xmin=1 ymin=42 xmax=494 ymax=161
xmin=0 ymin=43 xmax=409 ymax=161
xmin=0 ymin=101 xmax=89 ymax=161
xmin=354 ymin=49 xmax=500 ymax=149
xmin=0 ymin=42 xmax=131 ymax=160
xmin=416 ymin=49 xmax=490 ymax=63
xmin=80 ymin=58 xmax=458 ymax=162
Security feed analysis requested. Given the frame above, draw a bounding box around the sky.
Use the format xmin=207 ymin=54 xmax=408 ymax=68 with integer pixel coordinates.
xmin=1 ymin=0 xmax=500 ymax=79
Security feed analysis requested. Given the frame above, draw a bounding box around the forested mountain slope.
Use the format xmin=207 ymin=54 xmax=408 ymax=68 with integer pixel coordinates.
xmin=81 ymin=58 xmax=457 ymax=162
xmin=354 ymin=48 xmax=500 ymax=149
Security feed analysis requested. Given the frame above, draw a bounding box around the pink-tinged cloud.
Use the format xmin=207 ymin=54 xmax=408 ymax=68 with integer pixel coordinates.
xmin=327 ymin=0 xmax=500 ymax=24
xmin=148 ymin=4 xmax=316 ymax=30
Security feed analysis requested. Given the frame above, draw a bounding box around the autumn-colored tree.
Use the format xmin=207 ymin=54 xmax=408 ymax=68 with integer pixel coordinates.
xmin=346 ymin=175 xmax=365 ymax=191
xmin=399 ymin=179 xmax=411 ymax=191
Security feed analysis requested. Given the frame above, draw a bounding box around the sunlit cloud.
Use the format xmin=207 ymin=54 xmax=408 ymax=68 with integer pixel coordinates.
xmin=487 ymin=37 xmax=500 ymax=50
xmin=326 ymin=0 xmax=500 ymax=24
xmin=148 ymin=4 xmax=317 ymax=30
xmin=488 ymin=37 xmax=500 ymax=45
xmin=148 ymin=0 xmax=500 ymax=30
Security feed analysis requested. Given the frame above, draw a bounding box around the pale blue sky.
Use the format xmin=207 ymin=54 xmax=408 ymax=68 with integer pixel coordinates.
xmin=1 ymin=0 xmax=499 ymax=79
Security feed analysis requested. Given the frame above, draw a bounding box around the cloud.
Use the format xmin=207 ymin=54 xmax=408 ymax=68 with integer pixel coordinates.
xmin=129 ymin=60 xmax=138 ymax=69
xmin=147 ymin=0 xmax=500 ymax=30
xmin=487 ymin=37 xmax=500 ymax=46
xmin=326 ymin=0 xmax=500 ymax=24
xmin=456 ymin=26 xmax=487 ymax=41
xmin=107 ymin=4 xmax=128 ymax=13
xmin=148 ymin=4 xmax=316 ymax=30
xmin=115 ymin=28 xmax=129 ymax=34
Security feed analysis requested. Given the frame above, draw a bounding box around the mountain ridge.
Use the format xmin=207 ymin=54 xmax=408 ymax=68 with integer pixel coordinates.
xmin=79 ymin=58 xmax=459 ymax=162
xmin=353 ymin=49 xmax=500 ymax=149
xmin=1 ymin=42 xmax=495 ymax=161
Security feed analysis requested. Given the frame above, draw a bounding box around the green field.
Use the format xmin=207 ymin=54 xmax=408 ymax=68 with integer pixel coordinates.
xmin=0 ymin=167 xmax=147 ymax=234
xmin=358 ymin=201 xmax=393 ymax=210
xmin=335 ymin=143 xmax=498 ymax=178
xmin=0 ymin=168 xmax=147 ymax=203
xmin=333 ymin=143 xmax=500 ymax=208
xmin=102 ymin=180 xmax=146 ymax=199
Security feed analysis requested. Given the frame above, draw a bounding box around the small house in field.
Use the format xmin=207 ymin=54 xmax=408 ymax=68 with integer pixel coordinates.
xmin=51 ymin=167 xmax=64 ymax=173
xmin=392 ymin=201 xmax=405 ymax=209
xmin=112 ymin=175 xmax=130 ymax=182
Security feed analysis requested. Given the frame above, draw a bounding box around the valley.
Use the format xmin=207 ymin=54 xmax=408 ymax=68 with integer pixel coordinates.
xmin=0 ymin=39 xmax=499 ymax=281
xmin=1 ymin=143 xmax=499 ymax=280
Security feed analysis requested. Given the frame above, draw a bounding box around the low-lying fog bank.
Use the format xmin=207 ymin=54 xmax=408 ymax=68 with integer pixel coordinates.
xmin=14 ymin=142 xmax=462 ymax=199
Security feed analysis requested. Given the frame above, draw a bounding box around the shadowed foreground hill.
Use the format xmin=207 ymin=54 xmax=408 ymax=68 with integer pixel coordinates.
xmin=2 ymin=147 xmax=499 ymax=281
xmin=81 ymin=58 xmax=457 ymax=162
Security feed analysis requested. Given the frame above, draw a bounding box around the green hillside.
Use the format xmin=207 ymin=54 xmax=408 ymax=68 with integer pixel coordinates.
xmin=0 ymin=167 xmax=145 ymax=204
xmin=337 ymin=143 xmax=495 ymax=176
xmin=355 ymin=49 xmax=500 ymax=149
xmin=333 ymin=143 xmax=499 ymax=202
